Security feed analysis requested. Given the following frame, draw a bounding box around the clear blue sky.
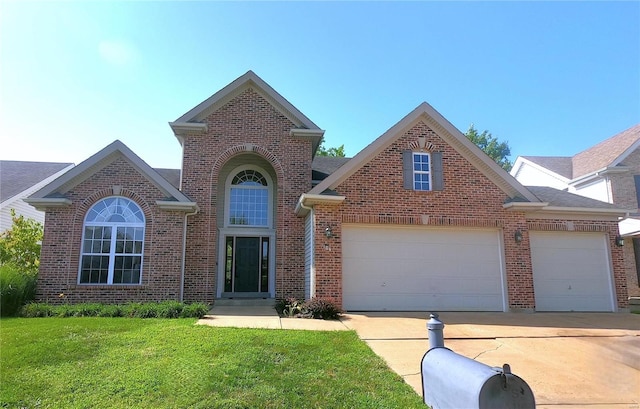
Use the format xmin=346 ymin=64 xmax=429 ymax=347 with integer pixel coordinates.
xmin=1 ymin=1 xmax=639 ymax=169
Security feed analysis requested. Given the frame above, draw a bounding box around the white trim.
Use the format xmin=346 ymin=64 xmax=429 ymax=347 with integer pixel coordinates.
xmin=295 ymin=193 xmax=346 ymax=216
xmin=510 ymin=156 xmax=571 ymax=185
xmin=156 ymin=201 xmax=198 ymax=212
xmin=23 ymin=197 xmax=72 ymax=211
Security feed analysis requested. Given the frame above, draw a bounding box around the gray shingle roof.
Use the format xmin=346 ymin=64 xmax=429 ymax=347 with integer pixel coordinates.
xmin=526 ymin=186 xmax=621 ymax=209
xmin=521 ymin=156 xmax=573 ymax=179
xmin=1 ymin=160 xmax=73 ymax=202
xmin=154 ymin=168 xmax=181 ymax=190
xmin=311 ymin=156 xmax=351 ymax=181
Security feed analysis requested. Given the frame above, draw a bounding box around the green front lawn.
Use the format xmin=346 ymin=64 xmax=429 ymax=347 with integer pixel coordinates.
xmin=0 ymin=318 xmax=425 ymax=408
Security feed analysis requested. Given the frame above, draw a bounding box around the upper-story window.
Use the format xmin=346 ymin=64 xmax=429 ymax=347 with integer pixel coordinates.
xmin=403 ymin=150 xmax=444 ymax=191
xmin=228 ymin=168 xmax=271 ymax=227
xmin=413 ymin=153 xmax=431 ymax=191
xmin=79 ymin=197 xmax=145 ymax=285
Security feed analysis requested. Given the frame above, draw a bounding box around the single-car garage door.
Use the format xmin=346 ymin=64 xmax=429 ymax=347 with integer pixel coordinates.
xmin=530 ymin=231 xmax=615 ymax=312
xmin=342 ymin=225 xmax=506 ymax=311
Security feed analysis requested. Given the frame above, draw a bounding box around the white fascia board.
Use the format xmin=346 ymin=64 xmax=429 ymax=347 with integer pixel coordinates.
xmin=295 ymin=193 xmax=345 ymax=216
xmin=156 ymin=201 xmax=198 ymax=212
xmin=540 ymin=206 xmax=628 ymax=216
xmin=168 ymin=122 xmax=208 ymax=136
xmin=290 ymin=129 xmax=325 ymax=138
xmin=570 ymin=166 xmax=630 ymax=187
xmin=619 ymin=217 xmax=640 ymax=237
xmin=503 ymin=202 xmax=549 ymax=211
xmin=23 ymin=197 xmax=72 ymax=211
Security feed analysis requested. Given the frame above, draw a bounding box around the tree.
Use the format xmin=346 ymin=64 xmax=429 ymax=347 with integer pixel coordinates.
xmin=316 ymin=137 xmax=346 ymax=157
xmin=464 ymin=124 xmax=513 ymax=171
xmin=0 ymin=209 xmax=44 ymax=274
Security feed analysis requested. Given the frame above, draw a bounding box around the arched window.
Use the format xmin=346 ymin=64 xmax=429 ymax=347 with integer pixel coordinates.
xmin=227 ymin=168 xmax=270 ymax=227
xmin=79 ymin=197 xmax=145 ymax=285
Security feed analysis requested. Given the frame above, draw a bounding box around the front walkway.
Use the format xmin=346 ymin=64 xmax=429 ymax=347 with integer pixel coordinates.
xmin=196 ymin=305 xmax=349 ymax=331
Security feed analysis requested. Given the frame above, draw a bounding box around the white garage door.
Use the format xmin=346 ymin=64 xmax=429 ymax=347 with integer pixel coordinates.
xmin=530 ymin=231 xmax=615 ymax=312
xmin=342 ymin=225 xmax=506 ymax=311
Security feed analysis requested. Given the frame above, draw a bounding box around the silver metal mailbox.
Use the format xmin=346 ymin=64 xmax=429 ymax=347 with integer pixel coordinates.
xmin=421 ymin=347 xmax=535 ymax=408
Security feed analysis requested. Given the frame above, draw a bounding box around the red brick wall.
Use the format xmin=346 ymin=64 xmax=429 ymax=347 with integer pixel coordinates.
xmin=180 ymin=88 xmax=312 ymax=302
xmin=37 ymin=157 xmax=186 ymax=304
xmin=311 ymin=121 xmax=629 ymax=310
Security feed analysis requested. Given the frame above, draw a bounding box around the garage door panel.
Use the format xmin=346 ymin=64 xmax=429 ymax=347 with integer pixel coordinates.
xmin=342 ymin=225 xmax=505 ymax=311
xmin=530 ymin=231 xmax=614 ymax=312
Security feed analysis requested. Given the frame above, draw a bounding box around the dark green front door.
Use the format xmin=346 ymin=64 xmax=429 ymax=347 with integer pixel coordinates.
xmin=234 ymin=237 xmax=260 ymax=292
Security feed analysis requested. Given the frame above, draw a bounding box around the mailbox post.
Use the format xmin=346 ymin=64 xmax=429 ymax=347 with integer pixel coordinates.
xmin=421 ymin=313 xmax=535 ymax=409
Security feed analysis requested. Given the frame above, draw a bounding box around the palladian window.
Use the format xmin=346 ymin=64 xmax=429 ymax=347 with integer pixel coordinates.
xmin=228 ymin=169 xmax=269 ymax=227
xmin=79 ymin=197 xmax=145 ymax=285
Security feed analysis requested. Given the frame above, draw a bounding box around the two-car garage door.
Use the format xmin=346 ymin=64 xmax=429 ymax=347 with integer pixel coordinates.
xmin=342 ymin=225 xmax=506 ymax=311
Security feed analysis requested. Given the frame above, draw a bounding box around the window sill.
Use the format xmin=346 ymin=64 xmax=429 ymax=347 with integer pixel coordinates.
xmin=71 ymin=284 xmax=146 ymax=290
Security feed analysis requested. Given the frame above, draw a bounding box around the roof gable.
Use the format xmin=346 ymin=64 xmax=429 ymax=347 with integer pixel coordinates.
xmin=309 ymin=102 xmax=539 ymax=202
xmin=27 ymin=140 xmax=194 ymax=208
xmin=572 ymin=123 xmax=640 ymax=178
xmin=171 ymin=70 xmax=319 ymax=129
xmin=518 ymin=156 xmax=573 ymax=179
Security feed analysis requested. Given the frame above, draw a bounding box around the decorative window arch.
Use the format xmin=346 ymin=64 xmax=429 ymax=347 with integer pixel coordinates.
xmin=225 ymin=166 xmax=272 ymax=228
xmin=79 ymin=196 xmax=145 ymax=285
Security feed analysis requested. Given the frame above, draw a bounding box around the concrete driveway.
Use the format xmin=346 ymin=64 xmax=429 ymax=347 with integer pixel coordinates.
xmin=340 ymin=312 xmax=640 ymax=408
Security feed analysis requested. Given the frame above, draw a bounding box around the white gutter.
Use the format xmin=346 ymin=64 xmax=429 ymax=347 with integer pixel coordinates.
xmin=180 ymin=207 xmax=199 ymax=302
xmin=503 ymin=202 xmax=549 ymax=211
xmin=23 ymin=197 xmax=72 ymax=211
xmin=294 ymin=193 xmax=346 ymax=216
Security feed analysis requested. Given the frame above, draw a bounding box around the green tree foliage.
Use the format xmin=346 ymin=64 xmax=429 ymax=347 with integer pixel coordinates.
xmin=316 ymin=138 xmax=346 ymax=157
xmin=465 ymin=124 xmax=513 ymax=171
xmin=0 ymin=209 xmax=44 ymax=274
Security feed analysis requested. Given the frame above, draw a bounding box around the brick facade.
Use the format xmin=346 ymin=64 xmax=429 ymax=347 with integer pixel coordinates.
xmin=311 ymin=121 xmax=628 ymax=310
xmin=37 ymin=158 xmax=186 ymax=304
xmin=180 ymin=88 xmax=312 ymax=303
xmin=34 ymin=72 xmax=630 ymax=310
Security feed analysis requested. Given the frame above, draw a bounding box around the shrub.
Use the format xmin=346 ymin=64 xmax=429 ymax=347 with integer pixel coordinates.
xmin=180 ymin=302 xmax=209 ymax=318
xmin=277 ymin=297 xmax=342 ymax=320
xmin=0 ymin=264 xmax=38 ymax=316
xmin=303 ymin=298 xmax=343 ymax=320
xmin=20 ymin=303 xmax=55 ymax=317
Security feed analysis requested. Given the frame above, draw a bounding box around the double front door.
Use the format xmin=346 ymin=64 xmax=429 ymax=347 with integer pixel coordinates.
xmin=223 ymin=236 xmax=270 ymax=297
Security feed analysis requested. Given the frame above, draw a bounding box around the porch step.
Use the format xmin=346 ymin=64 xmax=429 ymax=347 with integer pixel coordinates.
xmin=629 ymin=297 xmax=640 ymax=313
xmin=215 ymin=298 xmax=276 ymax=307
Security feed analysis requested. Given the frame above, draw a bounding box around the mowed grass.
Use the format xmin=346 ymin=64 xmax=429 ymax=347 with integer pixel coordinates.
xmin=0 ymin=318 xmax=425 ymax=409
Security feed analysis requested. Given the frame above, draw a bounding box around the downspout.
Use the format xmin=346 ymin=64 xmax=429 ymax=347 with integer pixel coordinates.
xmin=180 ymin=208 xmax=199 ymax=302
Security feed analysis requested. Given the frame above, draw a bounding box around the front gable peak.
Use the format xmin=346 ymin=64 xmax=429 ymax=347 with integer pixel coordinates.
xmin=26 ymin=140 xmax=196 ymax=211
xmin=170 ymin=70 xmax=321 ymax=131
xmin=309 ymin=102 xmax=539 ymax=202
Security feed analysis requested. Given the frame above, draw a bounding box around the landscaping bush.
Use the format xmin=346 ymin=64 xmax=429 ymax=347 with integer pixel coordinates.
xmin=276 ymin=297 xmax=342 ymax=320
xmin=303 ymin=297 xmax=343 ymax=320
xmin=19 ymin=301 xmax=209 ymax=318
xmin=0 ymin=264 xmax=38 ymax=316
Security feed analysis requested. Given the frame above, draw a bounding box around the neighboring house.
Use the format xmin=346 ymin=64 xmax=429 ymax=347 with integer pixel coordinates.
xmin=27 ymin=71 xmax=629 ymax=312
xmin=0 ymin=161 xmax=74 ymax=232
xmin=511 ymin=124 xmax=640 ymax=297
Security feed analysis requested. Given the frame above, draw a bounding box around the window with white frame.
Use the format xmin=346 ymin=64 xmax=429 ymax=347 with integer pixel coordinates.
xmin=228 ymin=168 xmax=270 ymax=227
xmin=413 ymin=152 xmax=431 ymax=191
xmin=79 ymin=197 xmax=145 ymax=285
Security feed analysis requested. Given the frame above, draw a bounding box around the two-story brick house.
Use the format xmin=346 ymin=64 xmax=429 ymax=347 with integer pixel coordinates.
xmin=27 ymin=71 xmax=629 ymax=311
xmin=511 ymin=124 xmax=640 ymax=298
